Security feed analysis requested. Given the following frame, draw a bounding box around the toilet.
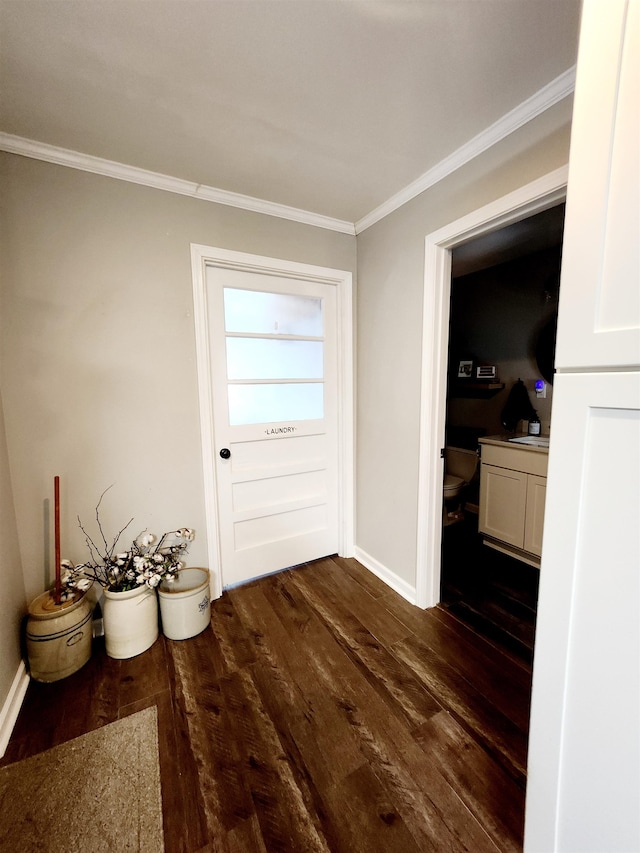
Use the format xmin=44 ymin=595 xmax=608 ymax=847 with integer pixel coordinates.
xmin=443 ymin=446 xmax=479 ymax=525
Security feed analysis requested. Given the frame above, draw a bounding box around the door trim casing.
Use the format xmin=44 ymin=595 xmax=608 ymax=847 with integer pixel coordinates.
xmin=191 ymin=244 xmax=354 ymax=598
xmin=416 ymin=166 xmax=568 ymax=609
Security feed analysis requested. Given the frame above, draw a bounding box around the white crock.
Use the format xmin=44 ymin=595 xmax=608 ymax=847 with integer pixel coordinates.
xmin=102 ymin=584 xmax=159 ymax=659
xmin=158 ymin=568 xmax=211 ymax=640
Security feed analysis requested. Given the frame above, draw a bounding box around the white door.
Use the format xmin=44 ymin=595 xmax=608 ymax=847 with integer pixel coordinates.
xmin=191 ymin=246 xmax=353 ymax=593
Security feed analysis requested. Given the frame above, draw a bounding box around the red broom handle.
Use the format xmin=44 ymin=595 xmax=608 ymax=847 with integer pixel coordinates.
xmin=54 ymin=476 xmax=61 ymax=605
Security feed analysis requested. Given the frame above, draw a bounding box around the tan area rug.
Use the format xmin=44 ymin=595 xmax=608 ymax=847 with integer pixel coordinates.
xmin=0 ymin=706 xmax=164 ymax=852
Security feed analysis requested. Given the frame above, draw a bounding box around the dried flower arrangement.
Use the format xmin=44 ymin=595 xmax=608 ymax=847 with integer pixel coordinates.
xmin=61 ymin=488 xmax=194 ymax=595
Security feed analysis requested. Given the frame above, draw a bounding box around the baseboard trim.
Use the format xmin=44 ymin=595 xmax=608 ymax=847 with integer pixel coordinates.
xmin=0 ymin=661 xmax=29 ymax=758
xmin=354 ymin=547 xmax=418 ymax=606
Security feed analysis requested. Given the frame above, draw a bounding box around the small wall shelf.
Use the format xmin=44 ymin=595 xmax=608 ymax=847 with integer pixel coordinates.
xmin=451 ymin=382 xmax=505 ymax=398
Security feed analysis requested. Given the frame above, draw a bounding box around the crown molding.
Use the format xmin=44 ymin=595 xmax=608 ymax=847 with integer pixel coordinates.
xmin=0 ymin=133 xmax=356 ymax=236
xmin=354 ymin=66 xmax=576 ymax=234
xmin=0 ymin=66 xmax=574 ymax=239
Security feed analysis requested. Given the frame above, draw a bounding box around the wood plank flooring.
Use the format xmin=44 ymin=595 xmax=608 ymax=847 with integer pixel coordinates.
xmin=2 ymin=556 xmax=532 ymax=852
xmin=440 ymin=514 xmax=539 ymax=664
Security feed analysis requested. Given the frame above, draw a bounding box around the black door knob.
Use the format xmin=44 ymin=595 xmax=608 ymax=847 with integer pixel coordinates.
xmin=219 ymin=448 xmax=231 ymax=459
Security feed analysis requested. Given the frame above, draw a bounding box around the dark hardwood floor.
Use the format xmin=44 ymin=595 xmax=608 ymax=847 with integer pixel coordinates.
xmin=440 ymin=513 xmax=539 ymax=664
xmin=3 ymin=556 xmax=532 ymax=852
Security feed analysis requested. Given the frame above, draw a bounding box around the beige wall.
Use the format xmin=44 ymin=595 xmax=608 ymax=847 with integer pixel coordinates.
xmin=0 ymin=390 xmax=27 ymax=713
xmin=355 ymin=99 xmax=573 ymax=588
xmin=0 ymin=96 xmax=572 ymax=620
xmin=0 ymin=152 xmax=356 ymax=603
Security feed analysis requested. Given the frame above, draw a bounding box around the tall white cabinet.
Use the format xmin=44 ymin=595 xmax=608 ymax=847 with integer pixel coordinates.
xmin=525 ymin=2 xmax=640 ymax=851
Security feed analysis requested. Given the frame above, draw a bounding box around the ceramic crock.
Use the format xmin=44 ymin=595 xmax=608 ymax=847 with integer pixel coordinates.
xmin=102 ymin=584 xmax=158 ymax=659
xmin=158 ymin=567 xmax=211 ymax=640
xmin=27 ymin=591 xmax=93 ymax=681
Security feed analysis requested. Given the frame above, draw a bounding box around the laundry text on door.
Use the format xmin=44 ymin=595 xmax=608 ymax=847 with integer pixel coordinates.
xmin=264 ymin=426 xmax=298 ymax=436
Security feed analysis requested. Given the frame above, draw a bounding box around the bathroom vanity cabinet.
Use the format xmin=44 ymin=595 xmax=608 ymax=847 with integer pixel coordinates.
xmin=478 ymin=437 xmax=549 ymax=567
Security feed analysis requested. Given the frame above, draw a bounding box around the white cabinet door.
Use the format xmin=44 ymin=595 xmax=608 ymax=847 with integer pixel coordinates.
xmin=527 ymin=371 xmax=640 ymax=853
xmin=523 ymin=475 xmax=547 ymax=557
xmin=525 ymin=4 xmax=640 ymax=850
xmin=555 ymin=0 xmax=640 ymax=370
xmin=478 ymin=463 xmax=527 ymax=548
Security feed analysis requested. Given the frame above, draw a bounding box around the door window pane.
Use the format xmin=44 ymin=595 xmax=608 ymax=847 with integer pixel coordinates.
xmin=226 ymin=338 xmax=323 ymax=380
xmin=224 ymin=288 xmax=323 ymax=336
xmin=228 ymin=383 xmax=324 ymax=425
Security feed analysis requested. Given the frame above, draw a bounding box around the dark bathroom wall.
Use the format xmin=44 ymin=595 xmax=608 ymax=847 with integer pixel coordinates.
xmin=447 ymin=245 xmax=561 ymax=437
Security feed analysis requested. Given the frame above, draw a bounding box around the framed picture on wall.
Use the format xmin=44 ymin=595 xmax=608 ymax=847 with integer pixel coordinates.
xmin=457 ymin=360 xmax=473 ymax=378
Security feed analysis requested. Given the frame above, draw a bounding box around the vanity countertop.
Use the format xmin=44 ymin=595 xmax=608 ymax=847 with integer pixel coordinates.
xmin=479 ymin=434 xmax=550 ymax=454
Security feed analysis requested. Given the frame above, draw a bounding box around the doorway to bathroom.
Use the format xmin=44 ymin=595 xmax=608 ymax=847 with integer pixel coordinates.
xmin=440 ymin=205 xmax=564 ymax=661
xmin=415 ymin=167 xmax=568 ymax=660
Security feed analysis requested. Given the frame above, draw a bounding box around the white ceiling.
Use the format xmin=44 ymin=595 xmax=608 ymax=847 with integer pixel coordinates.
xmin=0 ymin=0 xmax=581 ymax=225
